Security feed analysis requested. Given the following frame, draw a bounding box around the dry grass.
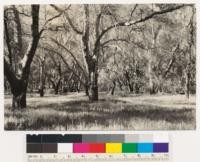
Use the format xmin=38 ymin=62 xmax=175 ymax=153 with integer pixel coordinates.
xmin=4 ymin=92 xmax=196 ymax=130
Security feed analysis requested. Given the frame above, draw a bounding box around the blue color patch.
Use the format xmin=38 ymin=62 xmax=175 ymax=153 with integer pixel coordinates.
xmin=137 ymin=143 xmax=153 ymax=153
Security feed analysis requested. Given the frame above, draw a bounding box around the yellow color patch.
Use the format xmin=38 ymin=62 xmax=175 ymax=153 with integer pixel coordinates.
xmin=106 ymin=143 xmax=122 ymax=153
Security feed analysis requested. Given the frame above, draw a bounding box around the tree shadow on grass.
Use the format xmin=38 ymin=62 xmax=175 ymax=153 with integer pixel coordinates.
xmin=4 ymin=99 xmax=195 ymax=130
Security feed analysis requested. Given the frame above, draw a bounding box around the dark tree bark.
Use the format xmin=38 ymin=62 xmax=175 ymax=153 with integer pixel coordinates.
xmin=12 ymin=82 xmax=27 ymax=109
xmin=4 ymin=59 xmax=28 ymax=109
xmin=39 ymin=88 xmax=44 ymax=97
xmin=129 ymin=84 xmax=134 ymax=93
xmin=110 ymin=81 xmax=116 ymax=95
xmin=85 ymin=84 xmax=89 ymax=96
xmin=88 ymin=68 xmax=98 ymax=100
xmin=4 ymin=5 xmax=41 ymax=109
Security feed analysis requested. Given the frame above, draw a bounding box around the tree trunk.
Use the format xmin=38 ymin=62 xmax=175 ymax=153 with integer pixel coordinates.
xmin=39 ymin=60 xmax=45 ymax=97
xmin=38 ymin=82 xmax=45 ymax=97
xmin=89 ymin=71 xmax=98 ymax=101
xmin=117 ymin=79 xmax=123 ymax=91
xmin=110 ymin=81 xmax=116 ymax=95
xmin=148 ymin=58 xmax=156 ymax=94
xmin=185 ymin=68 xmax=190 ymax=99
xmin=148 ymin=51 xmax=155 ymax=94
xmin=50 ymin=81 xmax=59 ymax=95
xmin=4 ymin=5 xmax=41 ymax=109
xmin=85 ymin=84 xmax=89 ymax=96
xmin=77 ymin=80 xmax=81 ymax=93
xmin=12 ymin=91 xmax=26 ymax=109
xmin=157 ymin=75 xmax=163 ymax=94
xmin=135 ymin=62 xmax=140 ymax=94
xmin=38 ymin=69 xmax=44 ymax=97
xmin=148 ymin=14 xmax=160 ymax=95
xmin=135 ymin=83 xmax=139 ymax=94
xmin=124 ymin=71 xmax=133 ymax=93
xmin=12 ymin=80 xmax=28 ymax=109
xmin=82 ymin=4 xmax=99 ymax=101
xmin=54 ymin=87 xmax=59 ymax=95
xmin=128 ymin=83 xmax=134 ymax=93
xmin=56 ymin=80 xmax=61 ymax=94
xmin=39 ymin=88 xmax=44 ymax=97
xmin=185 ymin=9 xmax=194 ymax=99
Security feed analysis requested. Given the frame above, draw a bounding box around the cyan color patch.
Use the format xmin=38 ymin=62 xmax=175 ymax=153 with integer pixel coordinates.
xmin=137 ymin=143 xmax=153 ymax=153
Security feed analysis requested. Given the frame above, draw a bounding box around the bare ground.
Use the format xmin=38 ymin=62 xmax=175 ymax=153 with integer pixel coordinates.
xmin=4 ymin=92 xmax=196 ymax=130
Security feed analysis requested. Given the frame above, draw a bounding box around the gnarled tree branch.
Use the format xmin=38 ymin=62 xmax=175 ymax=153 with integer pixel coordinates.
xmin=94 ymin=4 xmax=189 ymax=54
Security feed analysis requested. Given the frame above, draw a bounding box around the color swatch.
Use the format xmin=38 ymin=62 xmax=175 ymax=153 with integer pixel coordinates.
xmin=27 ymin=134 xmax=169 ymax=154
xmin=106 ymin=143 xmax=122 ymax=153
xmin=122 ymin=143 xmax=137 ymax=153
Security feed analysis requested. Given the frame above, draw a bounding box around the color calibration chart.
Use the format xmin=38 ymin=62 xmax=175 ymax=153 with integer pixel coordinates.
xmin=26 ymin=134 xmax=170 ymax=162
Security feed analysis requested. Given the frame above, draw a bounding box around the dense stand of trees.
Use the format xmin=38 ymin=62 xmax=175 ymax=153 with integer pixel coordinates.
xmin=4 ymin=4 xmax=196 ymax=109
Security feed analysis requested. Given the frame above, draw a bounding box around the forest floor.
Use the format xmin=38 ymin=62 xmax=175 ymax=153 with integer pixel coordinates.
xmin=4 ymin=92 xmax=196 ymax=130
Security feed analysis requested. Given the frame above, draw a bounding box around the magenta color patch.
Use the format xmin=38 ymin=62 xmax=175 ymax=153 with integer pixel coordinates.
xmin=73 ymin=143 xmax=90 ymax=153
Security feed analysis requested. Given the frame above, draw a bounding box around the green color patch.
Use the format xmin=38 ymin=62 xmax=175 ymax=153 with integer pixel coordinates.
xmin=122 ymin=143 xmax=137 ymax=153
